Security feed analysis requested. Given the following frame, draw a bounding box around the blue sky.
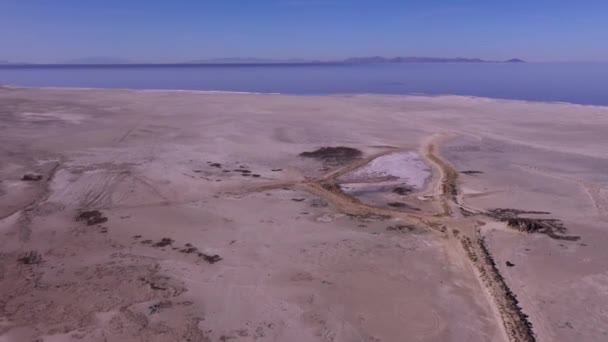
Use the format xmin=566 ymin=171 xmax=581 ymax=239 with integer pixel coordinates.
xmin=1 ymin=0 xmax=607 ymax=63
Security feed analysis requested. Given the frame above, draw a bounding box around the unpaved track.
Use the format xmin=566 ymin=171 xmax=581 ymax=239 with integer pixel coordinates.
xmin=243 ymin=135 xmax=536 ymax=342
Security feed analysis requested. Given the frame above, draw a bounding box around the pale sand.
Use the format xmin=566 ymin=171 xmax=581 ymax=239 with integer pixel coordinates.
xmin=1 ymin=87 xmax=608 ymax=341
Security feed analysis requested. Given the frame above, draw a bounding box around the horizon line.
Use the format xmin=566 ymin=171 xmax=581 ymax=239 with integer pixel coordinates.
xmin=4 ymin=56 xmax=608 ymax=65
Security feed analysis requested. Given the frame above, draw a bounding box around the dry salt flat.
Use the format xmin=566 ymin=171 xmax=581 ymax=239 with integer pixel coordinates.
xmin=1 ymin=87 xmax=608 ymax=342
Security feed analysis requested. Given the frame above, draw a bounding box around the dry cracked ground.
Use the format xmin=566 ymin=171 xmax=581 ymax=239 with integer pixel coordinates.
xmin=1 ymin=87 xmax=608 ymax=342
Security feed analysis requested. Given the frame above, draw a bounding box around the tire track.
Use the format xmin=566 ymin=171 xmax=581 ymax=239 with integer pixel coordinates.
xmin=237 ymin=136 xmax=536 ymax=342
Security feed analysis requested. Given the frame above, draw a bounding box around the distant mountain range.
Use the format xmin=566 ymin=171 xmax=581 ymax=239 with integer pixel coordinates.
xmin=186 ymin=56 xmax=524 ymax=64
xmin=64 ymin=56 xmax=133 ymax=64
xmin=0 ymin=56 xmax=525 ymax=65
xmin=343 ymin=56 xmax=525 ymax=63
xmin=184 ymin=57 xmax=322 ymax=64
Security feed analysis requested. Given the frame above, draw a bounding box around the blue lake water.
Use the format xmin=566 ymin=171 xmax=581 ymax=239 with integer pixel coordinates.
xmin=1 ymin=63 xmax=607 ymax=105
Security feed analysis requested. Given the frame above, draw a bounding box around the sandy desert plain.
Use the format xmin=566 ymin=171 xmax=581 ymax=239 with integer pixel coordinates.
xmin=1 ymin=86 xmax=607 ymax=342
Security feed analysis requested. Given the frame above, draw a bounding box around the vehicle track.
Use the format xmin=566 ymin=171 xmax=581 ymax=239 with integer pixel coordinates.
xmin=242 ymin=136 xmax=537 ymax=342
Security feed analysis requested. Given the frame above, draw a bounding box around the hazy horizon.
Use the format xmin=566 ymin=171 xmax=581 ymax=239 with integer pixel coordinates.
xmin=1 ymin=1 xmax=607 ymax=64
xmin=5 ymin=56 xmax=608 ymax=65
xmin=2 ymin=55 xmax=530 ymax=65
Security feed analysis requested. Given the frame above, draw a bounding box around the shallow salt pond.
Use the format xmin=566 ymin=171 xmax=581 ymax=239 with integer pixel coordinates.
xmin=338 ymin=152 xmax=431 ymax=208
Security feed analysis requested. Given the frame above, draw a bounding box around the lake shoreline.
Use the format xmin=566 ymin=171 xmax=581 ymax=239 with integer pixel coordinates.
xmin=1 ymin=62 xmax=607 ymax=105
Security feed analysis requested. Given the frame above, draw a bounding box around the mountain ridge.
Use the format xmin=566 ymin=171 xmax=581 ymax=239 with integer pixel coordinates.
xmin=0 ymin=56 xmax=526 ymax=65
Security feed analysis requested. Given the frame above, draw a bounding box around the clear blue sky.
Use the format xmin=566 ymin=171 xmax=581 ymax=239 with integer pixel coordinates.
xmin=1 ymin=0 xmax=606 ymax=63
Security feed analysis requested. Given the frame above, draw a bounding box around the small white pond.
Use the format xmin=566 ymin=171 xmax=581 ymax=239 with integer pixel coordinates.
xmin=338 ymin=152 xmax=431 ymax=208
